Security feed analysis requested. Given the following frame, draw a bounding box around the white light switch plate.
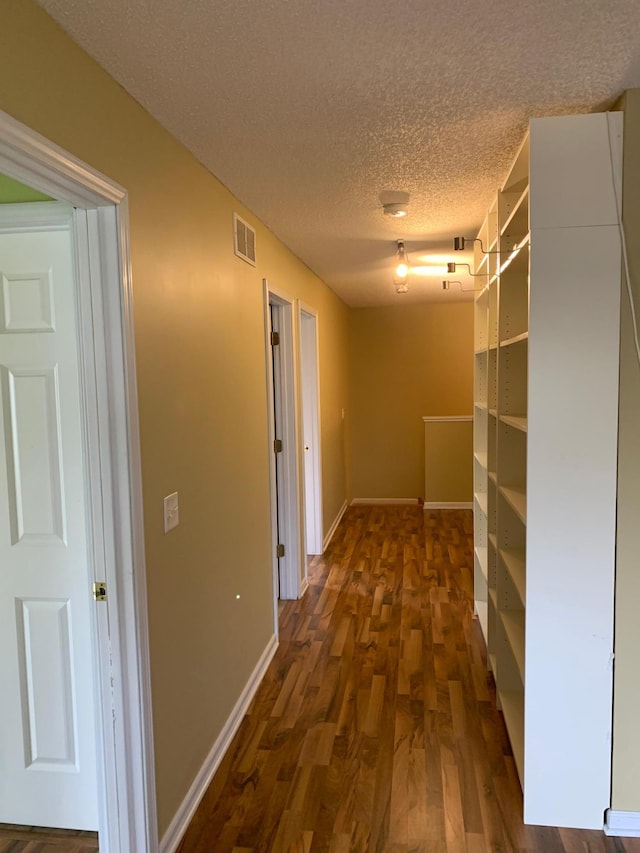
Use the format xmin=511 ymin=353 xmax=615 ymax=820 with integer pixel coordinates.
xmin=164 ymin=491 xmax=179 ymax=533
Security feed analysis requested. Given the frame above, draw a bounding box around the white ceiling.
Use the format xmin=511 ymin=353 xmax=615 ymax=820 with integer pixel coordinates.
xmin=38 ymin=0 xmax=640 ymax=306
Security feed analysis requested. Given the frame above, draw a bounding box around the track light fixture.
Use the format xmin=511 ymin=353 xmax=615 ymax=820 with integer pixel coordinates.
xmin=454 ymin=236 xmax=483 ymax=252
xmin=441 ymin=280 xmax=484 ymax=293
xmin=453 ymin=236 xmax=498 ymax=255
xmin=447 ymin=262 xmax=484 ymax=277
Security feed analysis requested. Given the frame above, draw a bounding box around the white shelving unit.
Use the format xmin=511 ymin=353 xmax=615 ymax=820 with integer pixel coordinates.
xmin=472 ymin=111 xmax=623 ymax=829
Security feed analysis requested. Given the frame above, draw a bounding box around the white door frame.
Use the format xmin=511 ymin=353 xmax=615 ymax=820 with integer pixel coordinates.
xmin=263 ymin=280 xmax=303 ymax=606
xmin=0 ymin=111 xmax=157 ymax=851
xmin=298 ymin=302 xmax=323 ymax=557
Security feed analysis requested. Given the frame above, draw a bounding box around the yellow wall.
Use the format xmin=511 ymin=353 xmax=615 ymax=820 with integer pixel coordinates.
xmin=423 ymin=419 xmax=473 ymax=504
xmin=349 ymin=302 xmax=473 ymax=499
xmin=0 ymin=1 xmax=349 ymax=835
xmin=611 ymin=88 xmax=640 ymax=813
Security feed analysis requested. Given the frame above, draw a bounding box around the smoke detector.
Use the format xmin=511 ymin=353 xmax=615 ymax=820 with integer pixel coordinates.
xmin=382 ymin=202 xmax=408 ymax=218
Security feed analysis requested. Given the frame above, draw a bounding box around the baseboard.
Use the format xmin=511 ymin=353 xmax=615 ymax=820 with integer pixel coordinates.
xmin=423 ymin=501 xmax=473 ymax=509
xmin=322 ymin=499 xmax=348 ymax=551
xmin=604 ymin=809 xmax=640 ymax=836
xmin=299 ymin=575 xmax=309 ymax=597
xmin=159 ymin=633 xmax=279 ymax=853
xmin=350 ymin=498 xmax=418 ymax=505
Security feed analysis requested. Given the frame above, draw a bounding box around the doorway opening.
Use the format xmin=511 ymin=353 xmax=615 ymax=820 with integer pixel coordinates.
xmin=264 ymin=281 xmax=303 ymax=618
xmin=0 ymin=111 xmax=157 ymax=852
xmin=298 ymin=304 xmax=323 ymax=559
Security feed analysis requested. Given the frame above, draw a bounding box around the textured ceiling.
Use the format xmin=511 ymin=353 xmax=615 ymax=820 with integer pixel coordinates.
xmin=38 ymin=0 xmax=640 ymax=306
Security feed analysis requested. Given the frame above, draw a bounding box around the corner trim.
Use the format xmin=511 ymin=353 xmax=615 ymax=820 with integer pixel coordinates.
xmin=299 ymin=576 xmax=309 ymax=597
xmin=423 ymin=501 xmax=474 ymax=509
xmin=0 ymin=109 xmax=126 ymax=207
xmin=604 ymin=809 xmax=640 ymax=837
xmin=159 ymin=633 xmax=279 ymax=853
xmin=322 ymin=500 xmax=348 ymax=551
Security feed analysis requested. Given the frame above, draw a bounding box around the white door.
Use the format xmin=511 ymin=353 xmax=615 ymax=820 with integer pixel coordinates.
xmin=0 ymin=207 xmax=99 ymax=830
xmin=299 ymin=308 xmax=322 ymax=556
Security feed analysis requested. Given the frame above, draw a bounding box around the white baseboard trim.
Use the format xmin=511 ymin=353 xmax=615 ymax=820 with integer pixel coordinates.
xmin=605 ymin=809 xmax=640 ymax=836
xmin=159 ymin=633 xmax=279 ymax=853
xmin=423 ymin=501 xmax=473 ymax=510
xmin=322 ymin=499 xmax=348 ymax=551
xmin=350 ymin=498 xmax=418 ymax=505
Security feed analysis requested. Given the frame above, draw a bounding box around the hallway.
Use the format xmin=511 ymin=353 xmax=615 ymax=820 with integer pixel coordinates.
xmin=177 ymin=506 xmax=640 ymax=852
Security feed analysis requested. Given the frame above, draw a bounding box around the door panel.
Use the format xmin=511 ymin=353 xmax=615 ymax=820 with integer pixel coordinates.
xmin=17 ymin=597 xmax=76 ymax=769
xmin=0 ymin=218 xmax=98 ymax=830
xmin=3 ymin=366 xmax=66 ymax=543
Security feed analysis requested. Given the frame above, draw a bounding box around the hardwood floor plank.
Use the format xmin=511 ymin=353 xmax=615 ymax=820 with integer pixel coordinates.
xmin=175 ymin=507 xmax=640 ymax=853
xmin=0 ymin=827 xmax=98 ymax=853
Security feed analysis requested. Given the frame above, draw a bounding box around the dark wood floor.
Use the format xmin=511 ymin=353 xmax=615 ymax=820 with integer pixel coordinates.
xmin=5 ymin=507 xmax=638 ymax=852
xmin=178 ymin=505 xmax=640 ymax=853
xmin=0 ymin=824 xmax=98 ymax=852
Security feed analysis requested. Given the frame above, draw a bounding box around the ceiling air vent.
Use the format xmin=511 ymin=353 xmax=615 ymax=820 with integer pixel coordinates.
xmin=233 ymin=213 xmax=256 ymax=266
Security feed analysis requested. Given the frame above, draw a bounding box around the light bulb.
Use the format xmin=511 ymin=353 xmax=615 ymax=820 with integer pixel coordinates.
xmin=394 ymin=240 xmax=410 ymax=280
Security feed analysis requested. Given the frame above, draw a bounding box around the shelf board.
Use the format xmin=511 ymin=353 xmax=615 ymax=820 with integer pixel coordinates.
xmin=500 ymin=331 xmax=528 ymax=348
xmin=477 ymin=283 xmax=490 ymax=299
xmin=499 ymin=414 xmax=527 ymax=433
xmin=501 ymin=609 xmax=525 ymax=681
xmin=475 ymin=492 xmax=488 ymax=516
xmin=502 ymin=131 xmax=529 ymax=194
xmin=488 ymin=471 xmax=497 ymax=486
xmin=475 ymin=600 xmax=488 ymax=642
xmin=500 ymin=548 xmax=526 ymax=605
xmin=488 ymin=532 xmax=497 ymax=552
xmin=474 ymin=401 xmax=488 ymax=411
xmin=474 ymin=451 xmax=488 ymax=469
xmin=489 ymin=408 xmax=497 ymax=419
xmin=500 ymin=186 xmax=529 ymax=238
xmin=500 ymin=235 xmax=530 ymax=275
xmin=475 ymin=545 xmax=488 ymax=582
xmin=488 ymin=652 xmax=498 ymax=677
xmin=499 ymin=486 xmax=527 ymax=523
xmin=499 ymin=688 xmax=524 ymax=784
xmin=475 ymin=348 xmax=488 ymax=357
xmin=489 ymin=342 xmax=499 ymax=351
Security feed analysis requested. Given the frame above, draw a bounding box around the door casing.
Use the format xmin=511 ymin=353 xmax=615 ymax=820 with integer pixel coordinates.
xmin=0 ymin=109 xmax=157 ymax=852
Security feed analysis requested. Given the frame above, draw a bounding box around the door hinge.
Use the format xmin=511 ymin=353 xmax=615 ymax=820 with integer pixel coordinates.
xmin=93 ymin=581 xmax=107 ymax=602
xmin=271 ymin=331 xmax=280 ymax=346
xmin=274 ymin=438 xmax=283 ymax=453
xmin=276 ymin=543 xmax=285 ymax=558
